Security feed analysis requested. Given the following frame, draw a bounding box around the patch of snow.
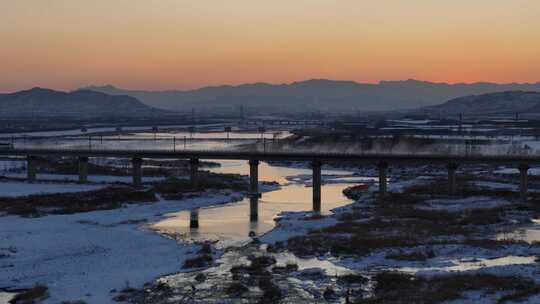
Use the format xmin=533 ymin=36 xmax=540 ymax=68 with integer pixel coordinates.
xmin=0 ymin=292 xmax=15 ymax=304
xmin=420 ymin=196 xmax=510 ymax=212
xmin=260 ymin=211 xmax=339 ymax=244
xmin=400 ymin=256 xmax=536 ymax=273
xmin=495 ymin=167 xmax=540 ymax=176
xmin=474 ymin=181 xmax=518 ymax=191
xmin=0 ymin=191 xmax=242 ymax=304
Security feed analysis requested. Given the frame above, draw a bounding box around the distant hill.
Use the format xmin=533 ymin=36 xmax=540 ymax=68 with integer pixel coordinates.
xmin=0 ymin=88 xmax=161 ymax=118
xmin=421 ymin=91 xmax=540 ymax=115
xmin=84 ymin=79 xmax=540 ymax=113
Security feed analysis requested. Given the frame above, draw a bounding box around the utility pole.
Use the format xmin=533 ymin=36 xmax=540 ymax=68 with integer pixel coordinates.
xmin=459 ymin=113 xmax=463 ymax=137
xmin=240 ymin=105 xmax=244 ymax=123
xmin=225 ymin=126 xmax=231 ymax=141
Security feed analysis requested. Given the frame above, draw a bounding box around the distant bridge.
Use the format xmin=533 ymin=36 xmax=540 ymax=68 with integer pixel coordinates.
xmin=0 ymin=148 xmax=535 ymax=221
xmin=243 ymin=119 xmax=326 ymax=126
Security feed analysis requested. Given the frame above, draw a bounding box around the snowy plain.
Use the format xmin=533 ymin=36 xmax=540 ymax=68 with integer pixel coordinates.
xmin=0 ymin=190 xmax=243 ymax=303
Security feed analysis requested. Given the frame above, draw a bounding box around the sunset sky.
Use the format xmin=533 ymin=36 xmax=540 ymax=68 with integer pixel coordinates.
xmin=1 ymin=0 xmax=539 ymax=92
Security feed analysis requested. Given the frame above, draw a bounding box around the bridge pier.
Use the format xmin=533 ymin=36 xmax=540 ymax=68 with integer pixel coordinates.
xmin=190 ymin=208 xmax=199 ymax=229
xmin=378 ymin=161 xmax=388 ymax=198
xmin=190 ymin=158 xmax=200 ymax=188
xmin=447 ymin=162 xmax=458 ymax=196
xmin=250 ymin=196 xmax=259 ymax=222
xmin=132 ymin=157 xmax=143 ymax=187
xmin=312 ymin=160 xmax=322 ymax=213
xmin=249 ymin=159 xmax=260 ymax=222
xmin=26 ymin=155 xmax=37 ymax=183
xmin=78 ymin=157 xmax=89 ymax=183
xmin=519 ymin=164 xmax=529 ymax=203
xmin=249 ymin=159 xmax=259 ymax=196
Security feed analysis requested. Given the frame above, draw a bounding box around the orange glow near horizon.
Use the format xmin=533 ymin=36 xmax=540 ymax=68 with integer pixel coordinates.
xmin=1 ymin=0 xmax=539 ymax=92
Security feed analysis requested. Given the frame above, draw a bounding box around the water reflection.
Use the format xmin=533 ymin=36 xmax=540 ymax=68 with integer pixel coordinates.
xmin=190 ymin=209 xmax=200 ymax=229
xmin=12 ymin=130 xmax=292 ymax=151
xmin=152 ymin=160 xmax=359 ymax=247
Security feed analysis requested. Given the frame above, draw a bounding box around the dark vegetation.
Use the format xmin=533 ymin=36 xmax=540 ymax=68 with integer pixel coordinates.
xmin=286 ymin=201 xmax=530 ymax=258
xmin=183 ymin=243 xmax=214 ymax=269
xmin=278 ymin=175 xmax=540 ymax=303
xmin=0 ymin=156 xmax=252 ymax=217
xmin=153 ymin=173 xmax=248 ymax=199
xmin=225 ymin=282 xmax=249 ymax=296
xmin=405 ymin=178 xmax=517 ymax=198
xmin=288 ymin=176 xmax=536 ymax=258
xmin=30 ymin=156 xmax=217 ymax=177
xmin=229 ymin=254 xmax=284 ymax=303
xmin=183 ymin=254 xmax=213 ymax=268
xmin=0 ymin=186 xmax=156 ymax=217
xmin=355 ymin=272 xmax=539 ymax=304
xmin=9 ymin=284 xmax=49 ymax=304
xmin=385 ymin=248 xmax=436 ymax=261
xmin=32 ymin=156 xmax=133 ymax=176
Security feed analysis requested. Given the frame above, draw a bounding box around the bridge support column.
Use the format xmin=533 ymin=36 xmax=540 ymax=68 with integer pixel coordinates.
xmin=249 ymin=159 xmax=259 ymax=196
xmin=312 ymin=160 xmax=322 ymax=213
xmin=519 ymin=163 xmax=529 ymax=203
xmin=132 ymin=157 xmax=143 ymax=187
xmin=250 ymin=196 xmax=259 ymax=222
xmin=190 ymin=208 xmax=199 ymax=229
xmin=190 ymin=158 xmax=200 ymax=188
xmin=447 ymin=162 xmax=458 ymax=196
xmin=26 ymin=155 xmax=36 ymax=183
xmin=378 ymin=161 xmax=388 ymax=198
xmin=78 ymin=156 xmax=89 ymax=183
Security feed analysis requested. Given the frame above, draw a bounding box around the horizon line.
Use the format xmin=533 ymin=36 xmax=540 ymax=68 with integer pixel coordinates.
xmin=3 ymin=78 xmax=540 ymax=94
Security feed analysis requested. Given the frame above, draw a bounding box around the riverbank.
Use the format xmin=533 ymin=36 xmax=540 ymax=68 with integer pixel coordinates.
xmin=0 ymin=189 xmax=251 ymax=303
xmin=127 ymin=162 xmax=540 ymax=303
xmin=0 ymin=155 xmax=284 ymax=303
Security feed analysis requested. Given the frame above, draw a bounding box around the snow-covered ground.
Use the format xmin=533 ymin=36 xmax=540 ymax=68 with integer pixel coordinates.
xmin=250 ymin=171 xmax=540 ymax=302
xmin=0 ymin=191 xmax=243 ymax=303
xmin=3 ymin=139 xmax=540 ymax=303
xmin=495 ymin=167 xmax=540 ymax=176
xmin=420 ymin=196 xmax=511 ymax=212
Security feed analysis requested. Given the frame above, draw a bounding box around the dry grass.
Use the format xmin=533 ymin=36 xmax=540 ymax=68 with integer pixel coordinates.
xmin=9 ymin=284 xmax=49 ymax=304
xmin=286 ymin=192 xmax=527 ymax=257
xmin=497 ymin=285 xmax=540 ymax=303
xmin=183 ymin=254 xmax=213 ymax=269
xmin=225 ymin=282 xmax=249 ymax=296
xmin=152 ymin=173 xmax=247 ymax=199
xmin=386 ymin=248 xmax=436 ymax=261
xmin=0 ymin=186 xmax=157 ymax=217
xmin=403 ymin=179 xmax=517 ymax=198
xmin=355 ymin=272 xmax=536 ymax=304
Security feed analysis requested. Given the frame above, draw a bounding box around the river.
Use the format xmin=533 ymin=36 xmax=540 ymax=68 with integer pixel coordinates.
xmin=10 ymin=129 xmax=361 ymax=246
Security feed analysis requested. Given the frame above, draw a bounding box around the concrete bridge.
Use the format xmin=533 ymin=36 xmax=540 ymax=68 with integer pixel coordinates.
xmin=1 ymin=148 xmax=537 ymax=225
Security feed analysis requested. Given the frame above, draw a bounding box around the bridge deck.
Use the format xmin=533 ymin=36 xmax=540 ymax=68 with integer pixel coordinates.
xmin=0 ymin=148 xmax=538 ymax=165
